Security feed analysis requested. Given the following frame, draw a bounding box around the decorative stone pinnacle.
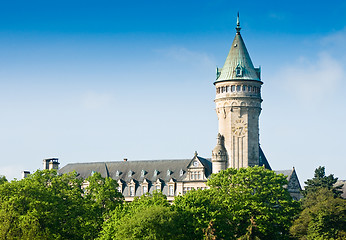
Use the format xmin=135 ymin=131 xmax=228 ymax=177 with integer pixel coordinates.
xmin=217 ymin=133 xmax=224 ymax=145
xmin=236 ymin=12 xmax=241 ymax=34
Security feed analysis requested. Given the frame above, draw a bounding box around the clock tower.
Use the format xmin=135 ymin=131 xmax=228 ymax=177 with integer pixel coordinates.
xmin=212 ymin=14 xmax=263 ymax=172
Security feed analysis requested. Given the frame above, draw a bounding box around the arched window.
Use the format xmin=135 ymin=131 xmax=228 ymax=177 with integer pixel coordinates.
xmin=231 ymin=85 xmax=235 ymax=92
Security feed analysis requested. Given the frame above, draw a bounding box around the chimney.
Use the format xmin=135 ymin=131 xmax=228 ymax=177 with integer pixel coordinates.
xmin=123 ymin=158 xmax=128 ymax=162
xmin=43 ymin=158 xmax=60 ymax=170
xmin=43 ymin=158 xmax=50 ymax=170
xmin=48 ymin=158 xmax=60 ymax=170
xmin=21 ymin=171 xmax=30 ymax=179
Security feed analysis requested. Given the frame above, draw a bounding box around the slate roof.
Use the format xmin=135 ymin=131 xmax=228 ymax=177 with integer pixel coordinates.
xmin=215 ymin=16 xmax=260 ymax=83
xmin=259 ymin=147 xmax=271 ymax=170
xmin=58 ymin=156 xmax=212 ymax=183
xmin=274 ymin=170 xmax=294 ymax=178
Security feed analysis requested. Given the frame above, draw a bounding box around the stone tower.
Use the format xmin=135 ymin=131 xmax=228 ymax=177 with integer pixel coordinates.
xmin=212 ymin=14 xmax=262 ymax=171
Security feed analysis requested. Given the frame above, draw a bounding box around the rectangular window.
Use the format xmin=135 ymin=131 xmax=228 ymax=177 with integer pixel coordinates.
xmin=156 ymin=185 xmax=161 ymax=191
xmin=237 ymin=85 xmax=241 ymax=91
xmin=169 ymin=185 xmax=174 ymax=196
xmin=143 ymin=186 xmax=148 ymax=194
xmin=130 ymin=186 xmax=135 ymax=196
xmin=191 ymin=172 xmax=194 ymax=180
xmin=117 ymin=186 xmax=122 ymax=193
xmin=198 ymin=172 xmax=201 ymax=179
xmin=242 ymin=85 xmax=246 ymax=91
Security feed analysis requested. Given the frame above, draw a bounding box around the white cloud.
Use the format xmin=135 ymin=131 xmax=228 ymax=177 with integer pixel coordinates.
xmin=279 ymin=52 xmax=345 ymax=104
xmin=321 ymin=27 xmax=346 ymax=51
xmin=155 ymin=47 xmax=216 ymax=68
xmin=81 ymin=91 xmax=115 ymax=110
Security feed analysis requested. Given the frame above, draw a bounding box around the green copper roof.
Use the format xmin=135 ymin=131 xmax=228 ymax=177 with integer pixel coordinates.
xmin=216 ymin=15 xmax=260 ymax=82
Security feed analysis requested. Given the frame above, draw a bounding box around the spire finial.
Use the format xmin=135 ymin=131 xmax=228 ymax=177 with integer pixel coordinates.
xmin=236 ymin=12 xmax=241 ymax=34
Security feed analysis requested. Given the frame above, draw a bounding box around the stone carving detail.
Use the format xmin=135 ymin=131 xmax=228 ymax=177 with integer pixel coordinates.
xmin=232 ymin=119 xmax=247 ymax=136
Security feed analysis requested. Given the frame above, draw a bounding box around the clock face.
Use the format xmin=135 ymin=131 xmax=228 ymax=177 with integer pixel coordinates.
xmin=193 ymin=161 xmax=198 ymax=167
xmin=232 ymin=119 xmax=247 ymax=136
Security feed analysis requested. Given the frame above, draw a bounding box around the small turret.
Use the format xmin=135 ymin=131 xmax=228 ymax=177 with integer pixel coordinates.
xmin=212 ymin=133 xmax=227 ymax=173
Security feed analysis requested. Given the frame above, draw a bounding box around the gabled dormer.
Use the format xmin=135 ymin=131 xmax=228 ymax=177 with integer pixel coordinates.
xmin=185 ymin=152 xmax=208 ymax=181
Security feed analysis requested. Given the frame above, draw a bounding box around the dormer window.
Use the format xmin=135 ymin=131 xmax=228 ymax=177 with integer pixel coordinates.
xmin=129 ymin=186 xmax=135 ymax=196
xmin=128 ymin=170 xmax=133 ymax=177
xmin=167 ymin=169 xmax=172 ymax=176
xmin=153 ymin=170 xmax=159 ymax=177
xmin=235 ymin=66 xmax=243 ymax=77
xmin=155 ymin=179 xmax=162 ymax=191
xmin=115 ymin=170 xmax=121 ymax=177
xmin=180 ymin=169 xmax=184 ymax=177
xmin=141 ymin=170 xmax=146 ymax=178
xmin=117 ymin=180 xmax=123 ymax=193
xmin=128 ymin=179 xmax=136 ymax=197
xmin=141 ymin=179 xmax=149 ymax=195
xmin=142 ymin=185 xmax=148 ymax=194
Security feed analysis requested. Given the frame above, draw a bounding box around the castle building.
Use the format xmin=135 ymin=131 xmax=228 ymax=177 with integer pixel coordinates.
xmin=57 ymin=15 xmax=302 ymax=201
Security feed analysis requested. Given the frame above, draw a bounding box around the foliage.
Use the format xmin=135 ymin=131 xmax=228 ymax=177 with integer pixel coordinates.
xmin=303 ymin=166 xmax=343 ymax=198
xmin=98 ymin=191 xmax=177 ymax=240
xmin=0 ymin=170 xmax=123 ymax=240
xmin=84 ymin=172 xmax=123 ymax=229
xmin=290 ymin=188 xmax=346 ymax=240
xmin=174 ymin=166 xmax=300 ymax=240
xmin=105 ymin=205 xmax=184 ymax=240
xmin=173 ymin=189 xmax=229 ymax=239
xmin=0 ymin=170 xmax=85 ymax=239
xmin=0 ymin=176 xmax=7 ymax=185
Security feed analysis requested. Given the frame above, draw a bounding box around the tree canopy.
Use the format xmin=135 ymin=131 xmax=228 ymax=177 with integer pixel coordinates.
xmin=303 ymin=166 xmax=343 ymax=197
xmin=174 ymin=166 xmax=300 ymax=240
xmin=0 ymin=170 xmax=123 ymax=240
xmin=0 ymin=176 xmax=7 ymax=185
xmin=98 ymin=191 xmax=185 ymax=240
xmin=290 ymin=188 xmax=346 ymax=240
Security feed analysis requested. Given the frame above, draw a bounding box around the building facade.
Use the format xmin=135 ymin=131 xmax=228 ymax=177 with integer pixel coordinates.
xmin=57 ymin=15 xmax=302 ymax=201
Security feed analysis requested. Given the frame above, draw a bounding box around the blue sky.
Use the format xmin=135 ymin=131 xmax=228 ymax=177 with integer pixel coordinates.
xmin=0 ymin=0 xmax=345 ymax=184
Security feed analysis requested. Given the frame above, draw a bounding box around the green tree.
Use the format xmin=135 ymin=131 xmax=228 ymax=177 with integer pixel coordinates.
xmin=85 ymin=172 xmax=123 ymax=213
xmin=0 ymin=170 xmax=123 ymax=240
xmin=173 ymin=189 xmax=229 ymax=239
xmin=98 ymin=191 xmax=176 ymax=240
xmin=106 ymin=205 xmax=183 ymax=240
xmin=0 ymin=170 xmax=86 ymax=239
xmin=174 ymin=166 xmax=300 ymax=240
xmin=303 ymin=166 xmax=343 ymax=197
xmin=290 ymin=188 xmax=346 ymax=240
xmin=0 ymin=176 xmax=7 ymax=185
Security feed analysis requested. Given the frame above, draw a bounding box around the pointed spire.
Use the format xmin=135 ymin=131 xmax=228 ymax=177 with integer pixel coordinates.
xmin=215 ymin=13 xmax=261 ymax=82
xmin=236 ymin=12 xmax=241 ymax=34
